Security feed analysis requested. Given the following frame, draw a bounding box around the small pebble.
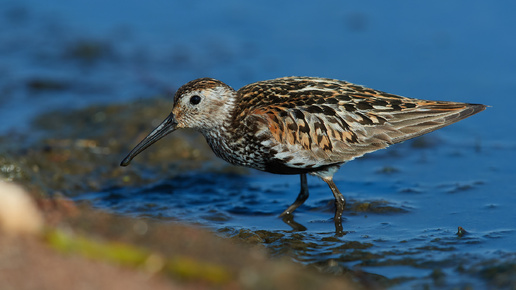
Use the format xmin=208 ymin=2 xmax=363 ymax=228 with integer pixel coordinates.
xmin=457 ymin=226 xmax=467 ymax=237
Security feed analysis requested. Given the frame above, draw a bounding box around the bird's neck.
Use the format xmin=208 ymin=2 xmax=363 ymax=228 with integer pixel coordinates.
xmin=198 ymin=96 xmax=244 ymax=165
xmin=199 ymin=90 xmax=239 ymax=138
xmin=200 ymin=108 xmax=237 ymax=146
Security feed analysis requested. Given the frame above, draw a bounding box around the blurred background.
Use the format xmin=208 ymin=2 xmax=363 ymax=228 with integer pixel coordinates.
xmin=1 ymin=1 xmax=515 ymax=288
xmin=1 ymin=0 xmax=514 ymax=137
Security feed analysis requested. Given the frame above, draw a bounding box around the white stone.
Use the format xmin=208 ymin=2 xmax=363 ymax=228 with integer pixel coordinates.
xmin=0 ymin=181 xmax=43 ymax=235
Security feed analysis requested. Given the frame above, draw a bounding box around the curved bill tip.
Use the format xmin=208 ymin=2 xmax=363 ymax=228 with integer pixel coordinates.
xmin=120 ymin=156 xmax=132 ymax=167
xmin=119 ymin=113 xmax=178 ymax=167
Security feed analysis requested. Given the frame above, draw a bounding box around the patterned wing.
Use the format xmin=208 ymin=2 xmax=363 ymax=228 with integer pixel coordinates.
xmin=237 ymin=77 xmax=486 ymax=170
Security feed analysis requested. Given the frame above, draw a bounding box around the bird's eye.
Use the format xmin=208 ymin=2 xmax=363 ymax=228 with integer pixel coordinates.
xmin=189 ymin=95 xmax=201 ymax=105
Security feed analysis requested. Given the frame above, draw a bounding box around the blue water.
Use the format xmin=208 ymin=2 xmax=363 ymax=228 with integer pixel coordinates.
xmin=2 ymin=1 xmax=515 ymax=287
xmin=2 ymin=1 xmax=515 ymax=136
xmin=78 ymin=138 xmax=516 ymax=287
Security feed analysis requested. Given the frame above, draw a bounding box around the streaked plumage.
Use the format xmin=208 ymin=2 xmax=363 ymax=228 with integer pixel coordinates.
xmin=121 ymin=76 xmax=486 ymax=234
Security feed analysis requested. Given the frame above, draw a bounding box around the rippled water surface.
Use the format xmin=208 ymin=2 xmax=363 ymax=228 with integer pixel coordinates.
xmin=2 ymin=1 xmax=516 ymax=288
xmin=77 ymin=138 xmax=516 ymax=288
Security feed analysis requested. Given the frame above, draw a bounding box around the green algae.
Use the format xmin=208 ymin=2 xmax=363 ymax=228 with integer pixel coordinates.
xmin=46 ymin=229 xmax=149 ymax=266
xmin=45 ymin=229 xmax=232 ymax=284
xmin=166 ymin=256 xmax=231 ymax=284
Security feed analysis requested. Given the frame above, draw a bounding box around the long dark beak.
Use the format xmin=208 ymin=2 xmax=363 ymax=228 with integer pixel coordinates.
xmin=120 ymin=113 xmax=178 ymax=166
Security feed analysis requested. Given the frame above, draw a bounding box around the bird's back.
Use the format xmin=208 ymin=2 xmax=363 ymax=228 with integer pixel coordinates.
xmin=231 ymin=77 xmax=485 ymax=173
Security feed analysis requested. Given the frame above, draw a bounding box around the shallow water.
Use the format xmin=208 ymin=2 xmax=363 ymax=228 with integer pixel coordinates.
xmin=77 ymin=137 xmax=516 ymax=288
xmin=2 ymin=1 xmax=516 ymax=288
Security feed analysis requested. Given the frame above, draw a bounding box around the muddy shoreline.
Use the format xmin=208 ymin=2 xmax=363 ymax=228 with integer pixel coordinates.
xmin=0 ymin=99 xmax=365 ymax=289
xmin=1 ymin=98 xmax=514 ymax=289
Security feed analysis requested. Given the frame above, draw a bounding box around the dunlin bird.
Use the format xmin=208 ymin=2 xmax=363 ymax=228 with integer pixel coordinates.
xmin=121 ymin=77 xmax=486 ymax=234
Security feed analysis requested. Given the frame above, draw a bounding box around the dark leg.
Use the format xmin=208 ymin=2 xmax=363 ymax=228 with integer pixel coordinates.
xmin=279 ymin=174 xmax=309 ymax=217
xmin=322 ymin=177 xmax=345 ymax=235
xmin=281 ymin=214 xmax=308 ymax=231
